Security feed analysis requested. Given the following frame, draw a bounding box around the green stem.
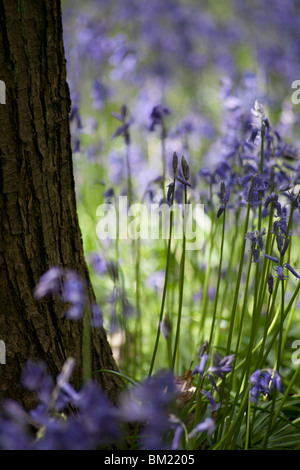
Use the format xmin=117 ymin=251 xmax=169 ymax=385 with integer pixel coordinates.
xmin=207 ymin=206 xmax=226 ymax=353
xmin=225 ymin=200 xmax=251 ymax=355
xmin=172 ymin=184 xmax=187 ymax=373
xmin=148 ymin=176 xmax=176 ymax=377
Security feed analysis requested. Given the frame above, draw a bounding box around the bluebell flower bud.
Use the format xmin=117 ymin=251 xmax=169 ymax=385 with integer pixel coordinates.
xmin=267 ymin=273 xmax=274 ymax=295
xmin=181 ymin=156 xmax=190 ymax=181
xmin=172 ymin=152 xmax=178 ymax=173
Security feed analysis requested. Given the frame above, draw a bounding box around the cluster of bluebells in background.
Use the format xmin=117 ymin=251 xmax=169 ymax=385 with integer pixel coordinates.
xmin=1 ymin=0 xmax=300 ymax=450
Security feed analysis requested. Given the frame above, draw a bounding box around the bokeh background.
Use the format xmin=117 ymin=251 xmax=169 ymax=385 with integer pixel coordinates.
xmin=61 ymin=0 xmax=300 ymax=377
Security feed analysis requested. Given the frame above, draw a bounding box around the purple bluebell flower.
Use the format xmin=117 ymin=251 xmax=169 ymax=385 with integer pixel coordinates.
xmin=34 ymin=268 xmax=86 ymax=321
xmin=280 ymin=238 xmax=290 ymax=258
xmin=33 ymin=267 xmax=62 ymax=299
xmin=188 ymin=417 xmax=216 ymax=438
xmin=90 ymin=79 xmax=109 ymax=110
xmin=264 ymin=254 xmax=280 ymax=264
xmin=284 ymin=263 xmax=300 ymax=280
xmin=172 ymin=151 xmax=178 ymax=173
xmin=166 ymin=182 xmax=174 ymax=204
xmin=0 ymin=414 xmax=31 ymax=450
xmin=201 ymin=390 xmax=219 ymax=413
xmin=208 ymin=373 xmax=219 ymax=393
xmin=176 ymin=175 xmax=192 ymax=187
xmin=192 ymin=354 xmax=209 ymax=377
xmin=250 ymin=369 xmax=284 ymax=402
xmin=21 ymin=360 xmax=48 ymax=392
xmin=91 ymin=303 xmax=103 ymax=328
xmin=209 ymin=354 xmax=235 ymax=380
xmin=61 ymin=271 xmax=85 ymax=320
xmin=103 ymin=187 xmax=115 ymax=199
xmin=89 ymin=253 xmax=107 ymax=276
xmin=149 ymin=105 xmax=171 ymax=132
xmin=171 ymin=425 xmax=184 ymax=450
xmin=252 ymin=249 xmax=260 ymax=263
xmin=119 ymin=370 xmax=175 ymax=450
xmin=274 ymin=265 xmax=288 ymax=281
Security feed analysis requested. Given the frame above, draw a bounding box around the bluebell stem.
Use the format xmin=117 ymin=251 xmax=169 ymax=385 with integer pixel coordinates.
xmin=160 ymin=314 xmax=172 ymax=340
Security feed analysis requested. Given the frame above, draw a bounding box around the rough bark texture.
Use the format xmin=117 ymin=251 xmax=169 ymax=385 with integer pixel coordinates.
xmin=0 ymin=0 xmax=123 ymax=407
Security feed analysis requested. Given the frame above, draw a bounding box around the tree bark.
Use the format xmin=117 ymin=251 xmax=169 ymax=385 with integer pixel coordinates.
xmin=0 ymin=0 xmax=123 ymax=407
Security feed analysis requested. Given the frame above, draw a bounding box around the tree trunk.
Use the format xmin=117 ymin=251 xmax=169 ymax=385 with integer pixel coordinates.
xmin=0 ymin=0 xmax=123 ymax=408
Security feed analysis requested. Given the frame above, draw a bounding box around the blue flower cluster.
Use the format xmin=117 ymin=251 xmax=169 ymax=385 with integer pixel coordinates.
xmin=0 ymin=360 xmax=219 ymax=450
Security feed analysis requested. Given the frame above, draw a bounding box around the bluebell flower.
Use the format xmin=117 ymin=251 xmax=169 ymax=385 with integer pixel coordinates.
xmin=119 ymin=370 xmax=175 ymax=450
xmin=61 ymin=271 xmax=85 ymax=320
xmin=188 ymin=417 xmax=216 ymax=438
xmin=91 ymin=303 xmax=104 ymax=328
xmin=201 ymin=389 xmax=219 ymax=413
xmin=192 ymin=354 xmax=209 ymax=377
xmin=250 ymin=369 xmax=284 ymax=402
xmin=33 ymin=267 xmax=62 ymax=299
xmin=89 ymin=253 xmax=107 ymax=276
xmin=208 ymin=373 xmax=219 ymax=393
xmin=245 ymin=228 xmax=266 ymax=258
xmin=171 ymin=425 xmax=184 ymax=450
xmin=149 ymin=105 xmax=171 ymax=132
xmin=34 ymin=268 xmax=86 ymax=321
xmin=274 ymin=265 xmax=288 ymax=281
xmin=111 ymin=105 xmax=132 ymax=145
xmin=284 ymin=263 xmax=300 ymax=280
xmin=209 ymin=354 xmax=235 ymax=380
xmin=0 ymin=417 xmax=31 ymax=450
xmin=264 ymin=253 xmax=280 ymax=264
xmin=21 ymin=360 xmax=49 ymax=392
